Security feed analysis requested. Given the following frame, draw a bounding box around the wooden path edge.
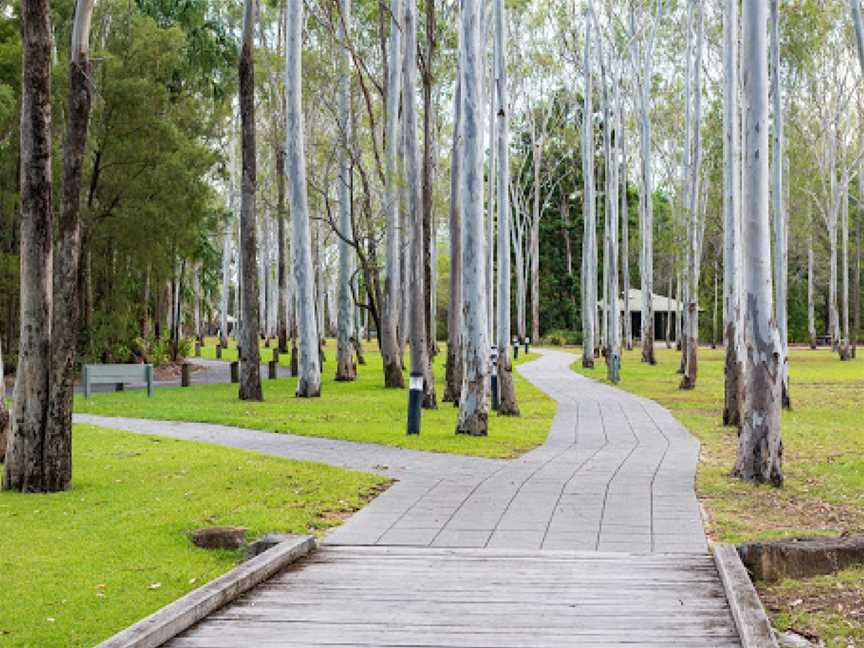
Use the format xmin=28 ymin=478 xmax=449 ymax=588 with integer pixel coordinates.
xmin=96 ymin=535 xmax=317 ymax=648
xmin=713 ymin=543 xmax=779 ymax=648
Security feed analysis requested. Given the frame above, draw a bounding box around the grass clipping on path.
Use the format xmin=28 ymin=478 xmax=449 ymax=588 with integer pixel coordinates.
xmin=572 ymin=346 xmax=864 ymax=646
xmin=76 ymin=344 xmax=555 ymax=459
xmin=0 ymin=424 xmax=386 ymax=648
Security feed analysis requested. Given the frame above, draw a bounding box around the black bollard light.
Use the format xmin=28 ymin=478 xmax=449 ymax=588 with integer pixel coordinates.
xmin=407 ymin=373 xmax=423 ymax=435
xmin=524 ymin=336 xmax=530 ymax=355
xmin=490 ymin=346 xmax=499 ymax=411
xmin=512 ymin=336 xmax=519 ymax=359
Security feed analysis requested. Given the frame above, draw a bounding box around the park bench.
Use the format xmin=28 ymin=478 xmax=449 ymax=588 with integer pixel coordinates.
xmin=83 ymin=364 xmax=154 ymax=399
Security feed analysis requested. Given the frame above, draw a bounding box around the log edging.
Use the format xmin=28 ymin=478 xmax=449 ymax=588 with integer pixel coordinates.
xmin=713 ymin=543 xmax=779 ymax=648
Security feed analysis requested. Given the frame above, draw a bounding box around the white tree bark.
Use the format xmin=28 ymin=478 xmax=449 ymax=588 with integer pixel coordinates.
xmin=723 ymin=0 xmax=744 ymax=426
xmin=581 ymin=6 xmax=596 ymax=368
xmin=808 ymin=223 xmax=816 ymax=348
xmin=494 ymin=0 xmax=518 ymax=414
xmin=850 ymin=0 xmax=864 ymax=76
xmin=286 ymin=0 xmax=321 ymax=397
xmin=403 ymin=0 xmax=436 ymax=407
xmin=621 ymin=116 xmax=632 ymax=351
xmin=841 ymin=186 xmax=851 ymax=359
xmin=770 ymin=0 xmax=790 ymax=403
xmin=335 ymin=0 xmax=356 ymax=381
xmin=734 ymin=0 xmax=783 ymax=486
xmin=486 ymin=46 xmax=496 ymax=342
xmin=381 ymin=0 xmax=405 ymax=388
xmin=457 ymin=0 xmax=490 ymax=436
xmin=443 ymin=42 xmax=464 ymax=403
xmin=629 ymin=1 xmax=663 ymax=366
xmin=680 ymin=0 xmax=703 ymax=391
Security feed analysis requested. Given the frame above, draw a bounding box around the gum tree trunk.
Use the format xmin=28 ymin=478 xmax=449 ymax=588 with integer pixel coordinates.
xmin=630 ymin=2 xmax=661 ymax=366
xmin=494 ymin=0 xmax=518 ymax=415
xmin=723 ymin=0 xmax=744 ymax=427
xmin=422 ymin=0 xmax=437 ymax=358
xmin=443 ymin=47 xmax=464 ymax=403
xmin=276 ymin=144 xmax=289 ymax=353
xmin=286 ymin=0 xmax=321 ymax=397
xmin=335 ymin=0 xmax=356 ymax=382
xmin=381 ymin=0 xmax=405 ymax=388
xmin=808 ymin=225 xmax=816 ymax=348
xmin=855 ymin=169 xmax=862 ymax=357
xmin=4 ymin=0 xmax=55 ymax=491
xmin=770 ymin=0 xmax=791 ymax=403
xmin=456 ymin=0 xmax=490 ymax=436
xmin=621 ymin=127 xmax=632 ymax=350
xmin=581 ymin=8 xmax=596 ymax=369
xmin=0 ymin=337 xmax=8 ymax=463
xmin=841 ymin=188 xmax=851 ymax=360
xmin=733 ymin=0 xmax=783 ymax=486
xmin=43 ymin=0 xmax=97 ymax=491
xmin=403 ymin=0 xmax=436 ymax=408
xmin=592 ymin=15 xmax=619 ymax=383
xmin=680 ymin=0 xmax=703 ymax=391
xmin=238 ymin=0 xmax=263 ymax=402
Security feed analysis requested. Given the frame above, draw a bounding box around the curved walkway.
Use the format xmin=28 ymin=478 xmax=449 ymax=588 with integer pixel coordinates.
xmin=74 ymin=349 xmax=706 ymax=554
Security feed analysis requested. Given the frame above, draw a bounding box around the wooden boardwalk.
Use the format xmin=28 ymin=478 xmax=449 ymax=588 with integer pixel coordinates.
xmin=167 ymin=546 xmax=742 ymax=647
xmin=89 ymin=351 xmax=754 ymax=646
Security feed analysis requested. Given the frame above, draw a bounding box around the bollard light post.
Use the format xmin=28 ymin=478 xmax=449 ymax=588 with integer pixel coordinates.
xmin=490 ymin=346 xmax=499 ymax=411
xmin=524 ymin=336 xmax=530 ymax=355
xmin=407 ymin=373 xmax=423 ymax=435
xmin=512 ymin=336 xmax=519 ymax=360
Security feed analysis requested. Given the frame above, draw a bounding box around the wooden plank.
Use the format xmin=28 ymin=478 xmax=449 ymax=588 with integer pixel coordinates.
xmin=97 ymin=535 xmax=316 ymax=648
xmin=162 ymin=546 xmax=741 ymax=647
xmin=713 ymin=543 xmax=778 ymax=648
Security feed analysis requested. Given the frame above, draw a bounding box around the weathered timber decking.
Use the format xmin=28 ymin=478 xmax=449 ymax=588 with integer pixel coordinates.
xmin=166 ymin=546 xmax=741 ymax=647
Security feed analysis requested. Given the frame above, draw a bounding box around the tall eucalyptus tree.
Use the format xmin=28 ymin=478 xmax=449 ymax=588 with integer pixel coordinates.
xmin=0 ymin=337 xmax=7 ymax=463
xmin=621 ymin=113 xmax=632 ymax=351
xmin=444 ymin=29 xmax=464 ymax=403
xmin=592 ymin=7 xmax=620 ymax=383
xmin=628 ymin=0 xmax=664 ymax=366
xmin=734 ymin=0 xmax=783 ymax=486
xmin=335 ymin=0 xmax=356 ymax=382
xmin=722 ymin=0 xmax=744 ymax=427
xmin=403 ymin=0 xmax=436 ymax=416
xmin=494 ymin=0 xmax=518 ymax=414
xmin=581 ymin=6 xmax=596 ymax=369
xmin=4 ymin=0 xmax=96 ymax=492
xmin=381 ymin=0 xmax=405 ymax=388
xmin=770 ymin=0 xmax=790 ymax=403
xmin=457 ymin=0 xmax=490 ymax=436
xmin=286 ymin=0 xmax=321 ymax=397
xmin=851 ymin=0 xmax=864 ymax=74
xmin=680 ymin=0 xmax=703 ymax=391
xmin=237 ymin=0 xmax=263 ymax=401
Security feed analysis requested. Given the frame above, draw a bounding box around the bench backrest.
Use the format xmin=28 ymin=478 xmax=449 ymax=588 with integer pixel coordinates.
xmin=83 ymin=364 xmax=153 ymax=398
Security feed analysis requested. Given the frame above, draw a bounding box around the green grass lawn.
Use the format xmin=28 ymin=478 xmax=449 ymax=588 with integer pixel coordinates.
xmin=76 ymin=342 xmax=555 ymax=459
xmin=0 ymin=424 xmax=386 ymax=648
xmin=571 ymin=345 xmax=864 ymax=645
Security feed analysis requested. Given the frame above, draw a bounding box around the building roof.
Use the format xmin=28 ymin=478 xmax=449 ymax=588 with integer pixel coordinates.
xmin=598 ymin=288 xmax=693 ymax=313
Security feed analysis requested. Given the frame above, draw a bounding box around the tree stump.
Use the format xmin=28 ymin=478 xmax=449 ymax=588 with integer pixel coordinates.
xmin=191 ymin=527 xmax=247 ymax=550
